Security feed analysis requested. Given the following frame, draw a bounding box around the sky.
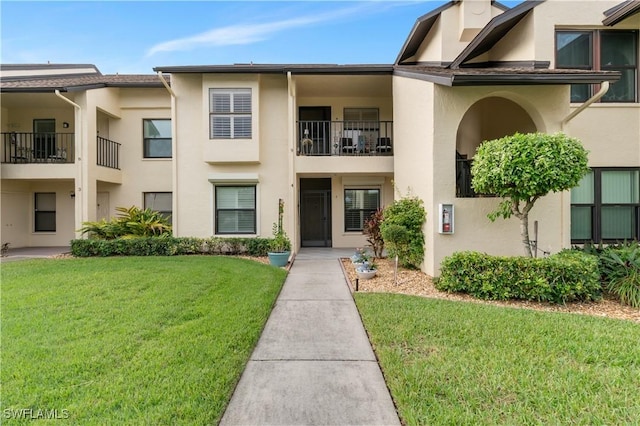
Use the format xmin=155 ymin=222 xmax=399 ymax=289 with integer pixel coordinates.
xmin=1 ymin=1 xmax=522 ymax=75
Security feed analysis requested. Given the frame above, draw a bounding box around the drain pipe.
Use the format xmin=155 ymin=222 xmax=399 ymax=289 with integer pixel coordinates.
xmin=55 ymin=90 xmax=84 ymax=239
xmin=287 ymin=71 xmax=297 ymax=253
xmin=157 ymin=71 xmax=178 ymax=235
xmin=561 ymin=81 xmax=609 ymax=129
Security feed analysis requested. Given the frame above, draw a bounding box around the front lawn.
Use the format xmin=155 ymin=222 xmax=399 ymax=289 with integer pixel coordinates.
xmin=355 ymin=293 xmax=640 ymax=425
xmin=1 ymin=256 xmax=286 ymax=424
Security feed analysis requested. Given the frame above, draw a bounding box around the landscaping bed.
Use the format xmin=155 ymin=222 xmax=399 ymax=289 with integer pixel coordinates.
xmin=341 ymin=257 xmax=640 ymax=323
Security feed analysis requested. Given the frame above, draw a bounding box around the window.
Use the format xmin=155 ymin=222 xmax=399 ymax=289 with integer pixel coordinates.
xmin=215 ymin=186 xmax=256 ymax=234
xmin=210 ymin=89 xmax=252 ymax=139
xmin=34 ymin=192 xmax=56 ymax=232
xmin=143 ymin=119 xmax=172 ymax=158
xmin=344 ymin=189 xmax=380 ymax=232
xmin=571 ymin=168 xmax=640 ymax=243
xmin=343 ymin=108 xmax=379 ymax=130
xmin=144 ymin=192 xmax=172 ymax=222
xmin=556 ymin=30 xmax=638 ymax=102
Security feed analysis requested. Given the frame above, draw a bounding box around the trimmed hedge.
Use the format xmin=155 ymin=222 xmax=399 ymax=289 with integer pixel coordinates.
xmin=71 ymin=237 xmax=274 ymax=258
xmin=437 ymin=250 xmax=601 ymax=304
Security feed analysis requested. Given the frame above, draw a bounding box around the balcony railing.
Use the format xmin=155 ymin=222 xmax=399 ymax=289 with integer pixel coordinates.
xmin=1 ymin=132 xmax=74 ymax=164
xmin=456 ymin=158 xmax=476 ymax=197
xmin=297 ymin=121 xmax=393 ymax=156
xmin=97 ymin=136 xmax=121 ymax=170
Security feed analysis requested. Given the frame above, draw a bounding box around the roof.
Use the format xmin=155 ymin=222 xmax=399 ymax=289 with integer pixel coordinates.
xmin=603 ymin=0 xmax=640 ymax=26
xmin=449 ymin=0 xmax=546 ymax=69
xmin=394 ymin=64 xmax=621 ymax=86
xmin=153 ymin=64 xmax=394 ymax=75
xmin=1 ymin=73 xmax=167 ymax=93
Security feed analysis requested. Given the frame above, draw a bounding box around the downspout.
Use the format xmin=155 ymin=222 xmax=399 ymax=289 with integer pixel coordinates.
xmin=157 ymin=71 xmax=178 ymax=235
xmin=559 ymin=80 xmax=609 ymax=250
xmin=561 ymin=81 xmax=609 ymax=129
xmin=287 ymin=71 xmax=297 ymax=252
xmin=55 ymin=89 xmax=84 ymax=239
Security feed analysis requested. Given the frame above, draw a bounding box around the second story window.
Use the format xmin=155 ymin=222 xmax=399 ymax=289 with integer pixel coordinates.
xmin=556 ymin=30 xmax=638 ymax=102
xmin=210 ymin=89 xmax=252 ymax=139
xmin=143 ymin=119 xmax=172 ymax=158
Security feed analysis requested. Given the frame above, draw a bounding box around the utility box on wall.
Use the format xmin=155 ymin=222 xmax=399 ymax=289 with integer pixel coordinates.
xmin=438 ymin=203 xmax=454 ymax=234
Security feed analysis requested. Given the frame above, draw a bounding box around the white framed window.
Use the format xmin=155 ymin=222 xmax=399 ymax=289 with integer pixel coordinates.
xmin=344 ymin=188 xmax=380 ymax=232
xmin=215 ymin=185 xmax=256 ymax=234
xmin=144 ymin=192 xmax=172 ymax=222
xmin=34 ymin=192 xmax=56 ymax=232
xmin=143 ymin=119 xmax=172 ymax=158
xmin=210 ymin=89 xmax=252 ymax=139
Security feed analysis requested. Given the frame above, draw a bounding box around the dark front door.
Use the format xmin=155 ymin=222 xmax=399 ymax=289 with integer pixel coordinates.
xmin=33 ymin=119 xmax=56 ymax=160
xmin=299 ymin=107 xmax=331 ymax=155
xmin=300 ymin=178 xmax=332 ymax=247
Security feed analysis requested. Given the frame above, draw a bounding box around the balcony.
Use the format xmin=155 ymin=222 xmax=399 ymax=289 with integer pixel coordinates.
xmin=297 ymin=121 xmax=393 ymax=156
xmin=1 ymin=132 xmax=74 ymax=164
xmin=97 ymin=136 xmax=121 ymax=170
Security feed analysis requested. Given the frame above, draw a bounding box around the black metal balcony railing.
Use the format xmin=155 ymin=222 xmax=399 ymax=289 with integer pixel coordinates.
xmin=456 ymin=158 xmax=476 ymax=197
xmin=297 ymin=121 xmax=393 ymax=156
xmin=97 ymin=136 xmax=121 ymax=170
xmin=1 ymin=132 xmax=74 ymax=164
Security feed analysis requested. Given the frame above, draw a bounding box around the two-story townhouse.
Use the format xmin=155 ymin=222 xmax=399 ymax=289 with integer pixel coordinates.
xmin=1 ymin=64 xmax=172 ymax=247
xmin=2 ymin=0 xmax=638 ymax=278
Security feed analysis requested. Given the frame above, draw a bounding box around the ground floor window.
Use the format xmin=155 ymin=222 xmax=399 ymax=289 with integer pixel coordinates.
xmin=144 ymin=192 xmax=172 ymax=222
xmin=215 ymin=185 xmax=256 ymax=234
xmin=571 ymin=168 xmax=640 ymax=243
xmin=344 ymin=188 xmax=380 ymax=232
xmin=34 ymin=192 xmax=56 ymax=232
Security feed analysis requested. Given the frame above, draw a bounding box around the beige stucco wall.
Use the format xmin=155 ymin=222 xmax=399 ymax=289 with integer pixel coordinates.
xmin=393 ymin=74 xmax=574 ymax=276
xmin=1 ymin=179 xmax=75 ymax=247
xmin=172 ymin=73 xmax=292 ymax=239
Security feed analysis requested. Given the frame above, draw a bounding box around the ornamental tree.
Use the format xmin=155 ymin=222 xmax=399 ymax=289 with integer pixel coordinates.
xmin=471 ymin=132 xmax=589 ymax=257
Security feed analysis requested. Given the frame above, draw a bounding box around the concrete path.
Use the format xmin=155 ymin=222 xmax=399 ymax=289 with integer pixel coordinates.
xmin=0 ymin=246 xmax=71 ymax=263
xmin=220 ymin=248 xmax=400 ymax=426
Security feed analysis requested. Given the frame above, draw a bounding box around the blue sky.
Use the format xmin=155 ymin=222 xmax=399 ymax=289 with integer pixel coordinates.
xmin=1 ymin=1 xmax=522 ymax=75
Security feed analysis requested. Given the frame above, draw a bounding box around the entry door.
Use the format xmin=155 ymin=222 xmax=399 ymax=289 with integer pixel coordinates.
xmin=97 ymin=192 xmax=110 ymax=221
xmin=301 ymin=190 xmax=332 ymax=247
xmin=299 ymin=107 xmax=331 ymax=155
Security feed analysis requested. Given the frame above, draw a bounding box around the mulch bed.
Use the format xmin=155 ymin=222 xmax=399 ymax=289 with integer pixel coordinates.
xmin=340 ymin=257 xmax=640 ymax=324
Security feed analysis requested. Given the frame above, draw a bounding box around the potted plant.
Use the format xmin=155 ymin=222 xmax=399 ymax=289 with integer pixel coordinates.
xmin=356 ymin=260 xmax=377 ymax=280
xmin=268 ymin=199 xmax=291 ymax=267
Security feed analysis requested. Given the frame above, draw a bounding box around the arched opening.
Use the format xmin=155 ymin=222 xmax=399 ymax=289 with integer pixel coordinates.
xmin=456 ymin=97 xmax=537 ymax=197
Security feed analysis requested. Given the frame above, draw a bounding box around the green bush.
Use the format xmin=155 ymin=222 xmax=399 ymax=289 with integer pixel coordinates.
xmin=599 ymin=242 xmax=640 ymax=308
xmin=380 ymin=196 xmax=426 ymax=269
xmin=71 ymin=237 xmax=275 ymax=258
xmin=437 ymin=250 xmax=601 ymax=304
xmin=80 ymin=206 xmax=172 ymax=239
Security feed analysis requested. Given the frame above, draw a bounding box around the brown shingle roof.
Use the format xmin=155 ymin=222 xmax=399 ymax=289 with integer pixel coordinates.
xmin=1 ymin=74 xmax=166 ymax=92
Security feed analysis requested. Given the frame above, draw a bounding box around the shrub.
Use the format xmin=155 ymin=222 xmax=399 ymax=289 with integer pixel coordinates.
xmin=599 ymin=242 xmax=640 ymax=308
xmin=363 ymin=208 xmax=384 ymax=258
xmin=437 ymin=250 xmax=601 ymax=304
xmin=79 ymin=206 xmax=172 ymax=239
xmin=380 ymin=196 xmax=426 ymax=269
xmin=71 ymin=237 xmax=274 ymax=258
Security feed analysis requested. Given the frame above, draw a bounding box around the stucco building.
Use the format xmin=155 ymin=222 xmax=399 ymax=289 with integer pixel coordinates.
xmin=2 ymin=0 xmax=638 ymax=275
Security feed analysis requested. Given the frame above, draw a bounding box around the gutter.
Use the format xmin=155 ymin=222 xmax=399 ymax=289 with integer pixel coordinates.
xmin=561 ymin=81 xmax=610 ymax=128
xmin=157 ymin=71 xmax=178 ymax=235
xmin=54 ymin=89 xmax=84 ymax=239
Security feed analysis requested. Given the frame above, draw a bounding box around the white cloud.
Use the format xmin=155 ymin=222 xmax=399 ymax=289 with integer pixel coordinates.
xmin=145 ymin=3 xmax=385 ymax=57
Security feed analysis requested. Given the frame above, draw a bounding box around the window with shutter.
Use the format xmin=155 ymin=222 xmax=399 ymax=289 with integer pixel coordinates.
xmin=210 ymin=89 xmax=252 ymax=139
xmin=344 ymin=189 xmax=380 ymax=232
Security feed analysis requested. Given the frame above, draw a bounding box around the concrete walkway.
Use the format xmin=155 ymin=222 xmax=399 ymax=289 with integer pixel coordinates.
xmin=0 ymin=246 xmax=71 ymax=263
xmin=220 ymin=248 xmax=400 ymax=426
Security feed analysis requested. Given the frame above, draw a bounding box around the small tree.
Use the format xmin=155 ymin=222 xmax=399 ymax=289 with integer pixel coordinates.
xmin=363 ymin=208 xmax=384 ymax=258
xmin=471 ymin=132 xmax=589 ymax=257
xmin=380 ymin=195 xmax=426 ymax=269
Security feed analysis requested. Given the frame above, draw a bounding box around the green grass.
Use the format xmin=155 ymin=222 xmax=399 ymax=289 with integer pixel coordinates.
xmin=1 ymin=256 xmax=287 ymax=424
xmin=355 ymin=293 xmax=640 ymax=425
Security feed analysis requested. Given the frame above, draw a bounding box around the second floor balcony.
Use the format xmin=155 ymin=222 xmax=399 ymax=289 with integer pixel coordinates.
xmin=2 ymin=132 xmax=74 ymax=164
xmin=297 ymin=121 xmax=393 ymax=156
